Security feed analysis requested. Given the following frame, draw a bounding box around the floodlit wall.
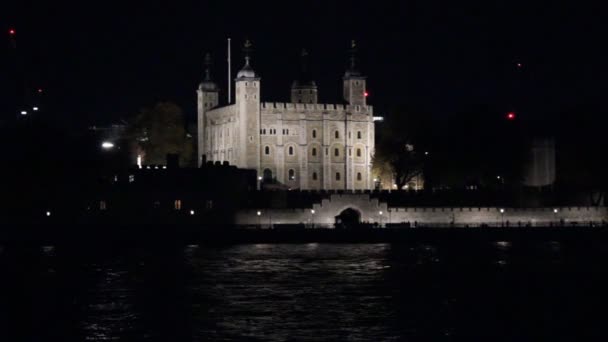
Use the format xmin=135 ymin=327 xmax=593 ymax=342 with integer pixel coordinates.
xmin=236 ymin=194 xmax=608 ymax=227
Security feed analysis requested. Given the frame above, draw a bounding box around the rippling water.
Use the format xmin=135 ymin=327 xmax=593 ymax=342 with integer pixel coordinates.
xmin=1 ymin=240 xmax=607 ymax=340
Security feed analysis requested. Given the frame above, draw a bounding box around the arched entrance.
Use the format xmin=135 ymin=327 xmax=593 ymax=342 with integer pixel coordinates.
xmin=335 ymin=208 xmax=361 ymax=228
xmin=262 ymin=168 xmax=273 ymax=182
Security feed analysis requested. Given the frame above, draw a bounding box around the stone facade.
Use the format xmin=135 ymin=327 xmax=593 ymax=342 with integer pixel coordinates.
xmin=197 ymin=45 xmax=375 ymax=190
xmin=236 ymin=194 xmax=608 ymax=228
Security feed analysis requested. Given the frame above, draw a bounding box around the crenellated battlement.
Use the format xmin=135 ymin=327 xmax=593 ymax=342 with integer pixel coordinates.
xmin=261 ymin=102 xmax=373 ymax=114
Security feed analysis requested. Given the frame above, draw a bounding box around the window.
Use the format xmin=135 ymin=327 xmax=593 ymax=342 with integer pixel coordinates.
xmin=288 ymin=146 xmax=294 ymax=155
xmin=262 ymin=128 xmax=266 ymax=134
xmin=288 ymin=169 xmax=295 ymax=180
xmin=348 ymin=131 xmax=351 ymax=138
xmin=174 ymin=199 xmax=182 ymax=210
xmin=357 ymin=131 xmax=362 ymax=139
xmin=312 ymin=129 xmax=317 ymax=139
xmin=356 ymin=148 xmax=361 ymax=157
xmin=335 ymin=131 xmax=340 ymax=139
xmin=312 ymin=172 xmax=318 ymax=180
xmin=336 ymin=172 xmax=341 ymax=181
xmin=265 ymin=146 xmax=270 ymax=155
xmin=312 ymin=147 xmax=317 ymax=156
xmin=334 ymin=148 xmax=339 ymax=157
xmin=357 ymin=172 xmax=362 ymax=181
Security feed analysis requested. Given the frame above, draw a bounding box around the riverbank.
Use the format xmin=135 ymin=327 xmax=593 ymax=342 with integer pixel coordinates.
xmin=2 ymin=224 xmax=608 ymax=245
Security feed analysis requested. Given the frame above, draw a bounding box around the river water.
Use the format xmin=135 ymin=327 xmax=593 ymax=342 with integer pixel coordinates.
xmin=1 ymin=241 xmax=606 ymax=340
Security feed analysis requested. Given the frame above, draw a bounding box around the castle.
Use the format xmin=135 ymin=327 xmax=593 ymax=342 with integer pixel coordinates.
xmin=197 ymin=41 xmax=376 ymax=190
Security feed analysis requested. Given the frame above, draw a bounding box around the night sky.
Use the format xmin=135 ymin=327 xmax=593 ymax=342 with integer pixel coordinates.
xmin=2 ymin=1 xmax=605 ymax=128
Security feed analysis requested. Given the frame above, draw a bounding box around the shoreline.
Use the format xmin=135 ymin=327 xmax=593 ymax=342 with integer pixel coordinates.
xmin=2 ymin=224 xmax=608 ymax=245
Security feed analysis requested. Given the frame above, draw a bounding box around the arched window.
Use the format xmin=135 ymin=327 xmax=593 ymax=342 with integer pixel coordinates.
xmin=336 ymin=172 xmax=341 ymax=181
xmin=288 ymin=146 xmax=294 ymax=155
xmin=335 ymin=131 xmax=340 ymax=139
xmin=312 ymin=148 xmax=317 ymax=156
xmin=312 ymin=172 xmax=318 ymax=180
xmin=357 ymin=131 xmax=362 ymax=139
xmin=264 ymin=146 xmax=270 ymax=155
xmin=356 ymin=148 xmax=361 ymax=157
xmin=288 ymin=169 xmax=295 ymax=180
xmin=334 ymin=148 xmax=339 ymax=157
xmin=312 ymin=129 xmax=317 ymax=139
xmin=357 ymin=172 xmax=362 ymax=181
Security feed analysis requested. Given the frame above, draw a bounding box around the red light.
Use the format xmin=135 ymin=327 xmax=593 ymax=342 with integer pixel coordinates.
xmin=507 ymin=112 xmax=516 ymax=120
xmin=364 ymin=91 xmax=369 ymax=97
xmin=9 ymin=29 xmax=15 ymax=35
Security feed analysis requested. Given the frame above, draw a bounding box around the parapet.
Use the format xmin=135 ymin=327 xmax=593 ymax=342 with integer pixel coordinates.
xmin=261 ymin=102 xmax=373 ymax=114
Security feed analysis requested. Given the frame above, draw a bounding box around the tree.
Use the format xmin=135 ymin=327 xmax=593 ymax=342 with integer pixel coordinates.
xmin=372 ymin=105 xmax=429 ymax=189
xmin=128 ymin=102 xmax=193 ymax=166
xmin=373 ymin=139 xmax=423 ymax=189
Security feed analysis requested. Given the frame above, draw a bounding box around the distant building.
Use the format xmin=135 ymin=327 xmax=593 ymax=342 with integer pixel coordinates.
xmin=523 ymin=137 xmax=556 ymax=188
xmin=197 ymin=41 xmax=376 ymax=190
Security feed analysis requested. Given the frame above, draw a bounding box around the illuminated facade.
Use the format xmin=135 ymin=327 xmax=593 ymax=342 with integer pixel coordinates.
xmin=197 ymin=42 xmax=376 ymax=190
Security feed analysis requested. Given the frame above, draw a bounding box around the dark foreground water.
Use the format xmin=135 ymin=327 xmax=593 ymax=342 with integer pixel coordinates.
xmin=1 ymin=240 xmax=607 ymax=341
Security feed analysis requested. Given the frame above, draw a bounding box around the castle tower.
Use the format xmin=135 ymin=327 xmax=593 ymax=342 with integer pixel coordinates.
xmin=235 ymin=40 xmax=261 ymax=172
xmin=343 ymin=40 xmax=366 ymax=106
xmin=291 ymin=49 xmax=318 ymax=104
xmin=196 ymin=53 xmax=219 ymax=166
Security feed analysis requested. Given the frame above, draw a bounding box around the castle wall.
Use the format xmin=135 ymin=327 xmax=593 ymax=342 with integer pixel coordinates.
xmin=235 ymin=194 xmax=608 ymax=227
xmin=258 ymin=102 xmax=374 ymax=190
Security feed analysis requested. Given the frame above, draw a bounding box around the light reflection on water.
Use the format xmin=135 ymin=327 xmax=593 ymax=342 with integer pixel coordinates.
xmin=0 ymin=241 xmax=606 ymax=340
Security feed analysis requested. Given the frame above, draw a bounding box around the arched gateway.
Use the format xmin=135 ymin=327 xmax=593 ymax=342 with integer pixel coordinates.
xmin=335 ymin=208 xmax=361 ymax=228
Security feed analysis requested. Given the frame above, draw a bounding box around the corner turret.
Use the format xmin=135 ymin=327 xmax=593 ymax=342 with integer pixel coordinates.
xmin=343 ymin=40 xmax=366 ymax=106
xmin=291 ymin=49 xmax=318 ymax=104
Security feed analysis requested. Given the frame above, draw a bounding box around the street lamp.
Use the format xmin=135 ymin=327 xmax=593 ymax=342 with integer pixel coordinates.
xmin=46 ymin=211 xmax=51 ymax=217
xmin=499 ymin=208 xmax=505 ymax=227
xmin=257 ymin=210 xmax=261 ymax=226
xmin=379 ymin=210 xmax=383 ymax=227
xmin=553 ymin=208 xmax=560 ymax=226
xmin=190 ymin=210 xmax=195 ymax=216
xmin=310 ymin=209 xmax=315 ymax=228
xmin=101 ymin=141 xmax=114 ymax=150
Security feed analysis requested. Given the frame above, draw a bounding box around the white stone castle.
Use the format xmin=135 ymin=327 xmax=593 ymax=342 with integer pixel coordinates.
xmin=197 ymin=41 xmax=375 ymax=190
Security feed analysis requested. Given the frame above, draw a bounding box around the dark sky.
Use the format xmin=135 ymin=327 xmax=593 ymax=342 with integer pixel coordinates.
xmin=2 ymin=1 xmax=605 ymax=127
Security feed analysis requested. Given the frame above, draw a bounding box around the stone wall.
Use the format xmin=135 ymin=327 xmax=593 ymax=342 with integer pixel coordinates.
xmin=236 ymin=194 xmax=608 ymax=227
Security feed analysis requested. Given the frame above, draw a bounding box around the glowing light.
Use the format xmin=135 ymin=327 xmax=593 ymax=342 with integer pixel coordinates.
xmin=257 ymin=211 xmax=261 ymax=216
xmin=373 ymin=116 xmax=384 ymax=122
xmin=424 ymin=151 xmax=429 ymax=155
xmin=37 ymin=88 xmax=43 ymax=93
xmin=258 ymin=176 xmax=262 ymax=180
xmin=46 ymin=211 xmax=51 ymax=217
xmin=101 ymin=141 xmax=114 ymax=149
xmin=364 ymin=91 xmax=369 ymax=97
xmin=500 ymin=208 xmax=505 ymax=213
xmin=137 ymin=155 xmax=142 ymax=168
xmin=20 ymin=110 xmax=27 ymax=115
xmin=507 ymin=112 xmax=516 ymax=120
xmin=33 ymin=107 xmax=39 ymax=111
xmin=9 ymin=29 xmax=15 ymax=35
xmin=190 ymin=210 xmax=195 ymax=215
xmin=553 ymin=208 xmax=559 ymax=213
xmin=379 ymin=211 xmax=383 ymax=215
xmin=311 ymin=209 xmax=315 ymax=214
